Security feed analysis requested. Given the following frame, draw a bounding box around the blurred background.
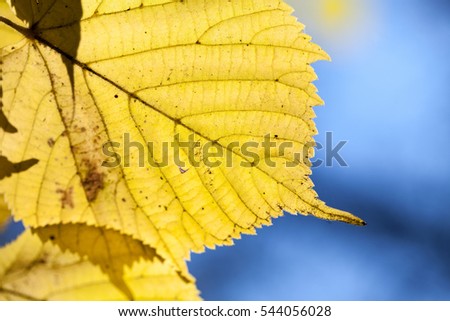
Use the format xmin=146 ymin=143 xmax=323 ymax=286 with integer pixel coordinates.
xmin=187 ymin=0 xmax=450 ymax=300
xmin=1 ymin=0 xmax=449 ymax=300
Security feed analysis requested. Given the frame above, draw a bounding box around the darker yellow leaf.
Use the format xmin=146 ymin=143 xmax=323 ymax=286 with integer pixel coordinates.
xmin=34 ymin=223 xmax=193 ymax=300
xmin=0 ymin=230 xmax=200 ymax=300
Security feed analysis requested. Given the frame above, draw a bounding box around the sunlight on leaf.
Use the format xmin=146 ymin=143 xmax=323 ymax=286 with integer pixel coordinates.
xmin=0 ymin=0 xmax=364 ymax=278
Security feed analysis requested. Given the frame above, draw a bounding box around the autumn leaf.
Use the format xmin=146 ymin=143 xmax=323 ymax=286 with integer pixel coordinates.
xmin=0 ymin=229 xmax=200 ymax=300
xmin=0 ymin=0 xmax=364 ymax=275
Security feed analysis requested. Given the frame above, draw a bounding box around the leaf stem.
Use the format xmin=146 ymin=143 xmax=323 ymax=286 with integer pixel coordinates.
xmin=0 ymin=16 xmax=33 ymax=39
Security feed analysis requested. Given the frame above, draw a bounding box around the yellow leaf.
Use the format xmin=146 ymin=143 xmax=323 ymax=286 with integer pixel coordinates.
xmin=0 ymin=194 xmax=10 ymax=230
xmin=0 ymin=229 xmax=200 ymax=300
xmin=0 ymin=0 xmax=364 ymax=273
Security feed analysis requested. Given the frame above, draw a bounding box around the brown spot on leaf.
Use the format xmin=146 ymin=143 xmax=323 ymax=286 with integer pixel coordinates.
xmin=82 ymin=160 xmax=104 ymax=202
xmin=47 ymin=138 xmax=55 ymax=147
xmin=56 ymin=187 xmax=74 ymax=209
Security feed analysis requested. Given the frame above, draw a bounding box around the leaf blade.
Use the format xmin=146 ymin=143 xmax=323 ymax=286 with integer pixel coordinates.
xmin=0 ymin=0 xmax=364 ymax=276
